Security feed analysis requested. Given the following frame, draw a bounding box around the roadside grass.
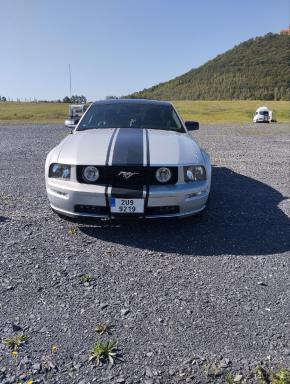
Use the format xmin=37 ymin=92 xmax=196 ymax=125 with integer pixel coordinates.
xmin=0 ymin=100 xmax=288 ymax=124
xmin=0 ymin=102 xmax=67 ymax=124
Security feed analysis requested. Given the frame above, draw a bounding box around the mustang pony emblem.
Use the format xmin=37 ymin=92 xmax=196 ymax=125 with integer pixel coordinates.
xmin=118 ymin=171 xmax=139 ymax=179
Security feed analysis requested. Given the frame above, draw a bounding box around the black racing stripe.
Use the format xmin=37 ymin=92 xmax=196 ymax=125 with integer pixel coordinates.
xmin=145 ymin=129 xmax=150 ymax=166
xmin=105 ymin=185 xmax=110 ymax=210
xmin=144 ymin=129 xmax=150 ymax=215
xmin=111 ymin=186 xmax=143 ymax=198
xmin=112 ymin=128 xmax=144 ymax=165
xmin=111 ymin=128 xmax=144 ymax=199
xmin=105 ymin=128 xmax=118 ymax=214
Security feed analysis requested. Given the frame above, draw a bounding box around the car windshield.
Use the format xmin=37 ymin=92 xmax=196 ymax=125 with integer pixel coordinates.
xmin=77 ymin=102 xmax=184 ymax=132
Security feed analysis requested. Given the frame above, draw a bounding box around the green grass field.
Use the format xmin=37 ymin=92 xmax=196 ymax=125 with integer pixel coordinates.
xmin=0 ymin=103 xmax=67 ymax=124
xmin=0 ymin=100 xmax=288 ymax=124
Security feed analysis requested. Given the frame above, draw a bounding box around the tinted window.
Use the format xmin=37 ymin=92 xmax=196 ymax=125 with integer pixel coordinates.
xmin=77 ymin=103 xmax=184 ymax=132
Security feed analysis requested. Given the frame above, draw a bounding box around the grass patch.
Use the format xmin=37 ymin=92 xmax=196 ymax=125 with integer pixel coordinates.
xmin=0 ymin=100 xmax=288 ymax=124
xmin=0 ymin=102 xmax=67 ymax=124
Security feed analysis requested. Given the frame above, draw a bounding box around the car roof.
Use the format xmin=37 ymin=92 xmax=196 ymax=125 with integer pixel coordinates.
xmin=256 ymin=106 xmax=270 ymax=111
xmin=92 ymin=99 xmax=172 ymax=107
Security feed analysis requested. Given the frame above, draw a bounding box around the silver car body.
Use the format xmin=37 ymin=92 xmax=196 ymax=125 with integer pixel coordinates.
xmin=45 ymin=100 xmax=211 ymax=219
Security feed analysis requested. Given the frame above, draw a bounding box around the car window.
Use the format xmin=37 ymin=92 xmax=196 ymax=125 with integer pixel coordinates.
xmin=77 ymin=103 xmax=185 ymax=133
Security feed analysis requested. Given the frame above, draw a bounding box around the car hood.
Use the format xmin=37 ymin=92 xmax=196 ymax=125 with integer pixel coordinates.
xmin=56 ymin=128 xmax=204 ymax=166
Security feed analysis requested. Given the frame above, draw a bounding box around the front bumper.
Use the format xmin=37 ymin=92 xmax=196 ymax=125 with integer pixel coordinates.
xmin=254 ymin=117 xmax=269 ymax=123
xmin=46 ymin=179 xmax=210 ymax=219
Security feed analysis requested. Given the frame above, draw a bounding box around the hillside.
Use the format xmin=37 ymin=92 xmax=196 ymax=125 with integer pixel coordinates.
xmin=129 ymin=33 xmax=290 ymax=100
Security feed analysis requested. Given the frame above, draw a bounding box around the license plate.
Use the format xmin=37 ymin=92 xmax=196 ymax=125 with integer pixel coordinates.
xmin=110 ymin=198 xmax=144 ymax=214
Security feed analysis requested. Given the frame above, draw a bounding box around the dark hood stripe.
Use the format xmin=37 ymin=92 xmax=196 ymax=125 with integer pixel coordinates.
xmin=105 ymin=128 xmax=118 ymax=210
xmin=112 ymin=128 xmax=144 ymax=165
xmin=145 ymin=129 xmax=150 ymax=166
xmin=110 ymin=128 xmax=145 ymax=200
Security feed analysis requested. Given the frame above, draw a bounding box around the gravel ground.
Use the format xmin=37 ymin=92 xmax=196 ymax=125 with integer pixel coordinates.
xmin=0 ymin=123 xmax=289 ymax=384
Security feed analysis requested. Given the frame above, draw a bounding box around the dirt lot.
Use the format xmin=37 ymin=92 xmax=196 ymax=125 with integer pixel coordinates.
xmin=0 ymin=123 xmax=289 ymax=383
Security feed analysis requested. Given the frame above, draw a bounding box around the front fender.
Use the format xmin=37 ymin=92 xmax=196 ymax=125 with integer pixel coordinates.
xmin=201 ymin=149 xmax=212 ymax=188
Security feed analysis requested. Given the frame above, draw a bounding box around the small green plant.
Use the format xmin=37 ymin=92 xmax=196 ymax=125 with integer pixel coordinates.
xmin=51 ymin=344 xmax=58 ymax=353
xmin=271 ymin=369 xmax=290 ymax=384
xmin=3 ymin=335 xmax=27 ymax=351
xmin=203 ymin=363 xmax=222 ymax=377
xmin=95 ymin=323 xmax=114 ymax=335
xmin=80 ymin=274 xmax=94 ymax=284
xmin=256 ymin=366 xmax=290 ymax=384
xmin=256 ymin=366 xmax=270 ymax=384
xmin=68 ymin=227 xmax=77 ymax=236
xmin=89 ymin=341 xmax=120 ymax=365
xmin=225 ymin=372 xmax=235 ymax=384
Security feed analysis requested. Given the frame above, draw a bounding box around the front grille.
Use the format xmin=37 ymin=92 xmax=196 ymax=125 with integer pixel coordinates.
xmin=76 ymin=165 xmax=178 ymax=186
xmin=75 ymin=204 xmax=180 ymax=217
xmin=75 ymin=205 xmax=109 ymax=215
xmin=74 ymin=204 xmax=180 ymax=217
xmin=146 ymin=206 xmax=180 ymax=216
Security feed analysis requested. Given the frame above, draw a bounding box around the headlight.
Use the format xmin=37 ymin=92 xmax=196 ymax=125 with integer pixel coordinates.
xmin=155 ymin=167 xmax=172 ymax=183
xmin=184 ymin=165 xmax=206 ymax=182
xmin=49 ymin=163 xmax=71 ymax=179
xmin=82 ymin=166 xmax=100 ymax=182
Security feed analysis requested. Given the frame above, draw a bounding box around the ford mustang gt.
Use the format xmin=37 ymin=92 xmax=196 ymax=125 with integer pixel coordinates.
xmin=45 ymin=99 xmax=211 ymax=219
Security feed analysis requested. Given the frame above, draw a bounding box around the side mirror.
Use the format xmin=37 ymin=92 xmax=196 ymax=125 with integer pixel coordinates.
xmin=185 ymin=121 xmax=199 ymax=131
xmin=64 ymin=118 xmax=79 ymax=129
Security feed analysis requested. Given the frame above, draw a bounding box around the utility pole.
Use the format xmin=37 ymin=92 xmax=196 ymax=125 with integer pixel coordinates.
xmin=69 ymin=64 xmax=72 ymax=98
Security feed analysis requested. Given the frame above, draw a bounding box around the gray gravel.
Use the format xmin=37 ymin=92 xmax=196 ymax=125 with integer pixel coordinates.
xmin=0 ymin=123 xmax=289 ymax=383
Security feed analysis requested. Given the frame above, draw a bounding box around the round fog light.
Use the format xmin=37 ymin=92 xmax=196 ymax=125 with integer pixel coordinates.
xmin=82 ymin=166 xmax=100 ymax=182
xmin=156 ymin=167 xmax=171 ymax=183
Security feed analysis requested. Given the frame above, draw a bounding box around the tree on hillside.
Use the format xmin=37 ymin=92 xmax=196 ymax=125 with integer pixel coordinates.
xmin=63 ymin=96 xmax=71 ymax=103
xmin=71 ymin=95 xmax=87 ymax=104
xmin=63 ymin=95 xmax=87 ymax=103
xmin=129 ymin=33 xmax=290 ymax=101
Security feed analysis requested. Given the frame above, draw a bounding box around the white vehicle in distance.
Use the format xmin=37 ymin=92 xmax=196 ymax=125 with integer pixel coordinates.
xmin=46 ymin=99 xmax=211 ymax=220
xmin=253 ymin=106 xmax=271 ymax=123
xmin=64 ymin=104 xmax=87 ymax=128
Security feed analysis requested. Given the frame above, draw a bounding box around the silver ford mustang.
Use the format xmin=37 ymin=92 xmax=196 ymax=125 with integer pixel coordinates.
xmin=45 ymin=99 xmax=211 ymax=219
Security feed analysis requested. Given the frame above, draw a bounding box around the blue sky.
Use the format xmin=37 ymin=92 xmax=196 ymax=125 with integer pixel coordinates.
xmin=1 ymin=0 xmax=288 ymax=100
